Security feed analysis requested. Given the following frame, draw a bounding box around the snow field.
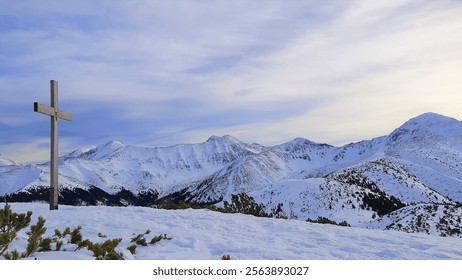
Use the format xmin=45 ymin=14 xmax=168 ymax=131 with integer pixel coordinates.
xmin=2 ymin=203 xmax=462 ymax=260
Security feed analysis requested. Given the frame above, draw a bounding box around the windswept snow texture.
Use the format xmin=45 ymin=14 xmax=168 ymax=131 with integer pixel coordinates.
xmin=1 ymin=112 xmax=462 ymax=237
xmin=3 ymin=203 xmax=462 ymax=260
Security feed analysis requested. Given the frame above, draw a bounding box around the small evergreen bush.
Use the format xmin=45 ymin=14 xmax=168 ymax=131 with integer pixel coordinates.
xmin=126 ymin=230 xmax=172 ymax=256
xmin=127 ymin=244 xmax=137 ymax=255
xmin=2 ymin=212 xmax=52 ymax=259
xmin=223 ymin=193 xmax=269 ymax=218
xmin=0 ymin=204 xmax=32 ymax=256
xmin=3 ymin=249 xmax=21 ymax=260
xmin=70 ymin=226 xmax=83 ymax=244
xmin=55 ymin=240 xmax=63 ymax=251
xmin=1 ymin=205 xmax=173 ymax=260
xmin=23 ymin=216 xmax=50 ymax=258
xmin=87 ymin=238 xmax=123 ymax=260
xmin=131 ymin=229 xmax=151 ymax=246
xmin=306 ymin=216 xmax=351 ymax=227
xmin=150 ymin=234 xmax=172 ymax=245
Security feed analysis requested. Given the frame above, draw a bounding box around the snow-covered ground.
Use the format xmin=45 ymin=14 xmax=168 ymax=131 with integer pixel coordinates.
xmin=2 ymin=203 xmax=462 ymax=260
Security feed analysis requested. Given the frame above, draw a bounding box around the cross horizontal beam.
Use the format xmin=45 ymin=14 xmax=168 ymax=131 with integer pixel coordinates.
xmin=34 ymin=102 xmax=73 ymax=121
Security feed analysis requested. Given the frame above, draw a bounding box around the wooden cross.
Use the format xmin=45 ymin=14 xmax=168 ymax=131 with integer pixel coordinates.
xmin=34 ymin=80 xmax=72 ymax=210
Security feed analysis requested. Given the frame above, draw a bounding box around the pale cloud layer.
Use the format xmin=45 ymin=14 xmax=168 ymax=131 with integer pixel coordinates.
xmin=1 ymin=0 xmax=461 ymax=163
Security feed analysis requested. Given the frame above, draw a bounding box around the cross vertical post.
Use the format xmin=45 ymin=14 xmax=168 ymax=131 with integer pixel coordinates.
xmin=50 ymin=81 xmax=59 ymax=210
xmin=34 ymin=80 xmax=72 ymax=210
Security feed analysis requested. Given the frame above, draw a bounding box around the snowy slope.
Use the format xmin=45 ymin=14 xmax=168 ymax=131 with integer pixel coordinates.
xmin=385 ymin=137 xmax=462 ymax=202
xmin=366 ymin=203 xmax=462 ymax=237
xmin=1 ymin=112 xmax=462 ymax=238
xmin=0 ymin=157 xmax=17 ymax=166
xmin=178 ymin=137 xmax=388 ymax=204
xmin=2 ymin=203 xmax=462 ymax=260
xmin=0 ymin=164 xmax=41 ymax=196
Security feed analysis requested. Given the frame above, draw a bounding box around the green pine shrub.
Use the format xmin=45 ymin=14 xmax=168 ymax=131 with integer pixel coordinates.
xmin=87 ymin=238 xmax=123 ymax=260
xmin=0 ymin=204 xmax=32 ymax=256
xmin=126 ymin=231 xmax=172 ymax=256
xmin=55 ymin=240 xmax=63 ymax=251
xmin=63 ymin=227 xmax=71 ymax=236
xmin=150 ymin=234 xmax=172 ymax=245
xmin=223 ymin=193 xmax=269 ymax=217
xmin=127 ymin=244 xmax=137 ymax=255
xmin=23 ymin=216 xmax=49 ymax=258
xmin=70 ymin=226 xmax=83 ymax=244
xmin=54 ymin=229 xmax=63 ymax=238
xmin=75 ymin=239 xmax=92 ymax=251
xmin=2 ymin=213 xmax=53 ymax=259
xmin=3 ymin=249 xmax=21 ymax=260
xmin=131 ymin=229 xmax=151 ymax=246
xmin=338 ymin=221 xmax=351 ymax=227
xmin=1 ymin=206 xmax=173 ymax=260
xmin=306 ymin=216 xmax=351 ymax=227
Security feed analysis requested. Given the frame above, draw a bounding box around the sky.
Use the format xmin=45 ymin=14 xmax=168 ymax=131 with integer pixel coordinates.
xmin=1 ymin=0 xmax=462 ymax=163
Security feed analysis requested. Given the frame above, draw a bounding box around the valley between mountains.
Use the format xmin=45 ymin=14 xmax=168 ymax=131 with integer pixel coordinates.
xmin=1 ymin=112 xmax=461 ymax=237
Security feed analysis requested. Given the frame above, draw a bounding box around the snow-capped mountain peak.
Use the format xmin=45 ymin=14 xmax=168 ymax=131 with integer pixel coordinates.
xmin=101 ymin=139 xmax=125 ymax=149
xmin=276 ymin=137 xmax=332 ymax=151
xmin=206 ymin=134 xmax=238 ymax=143
xmin=389 ymin=112 xmax=462 ymax=141
xmin=63 ymin=146 xmax=96 ymax=159
xmin=77 ymin=140 xmax=125 ymax=160
xmin=204 ymin=134 xmax=265 ymax=154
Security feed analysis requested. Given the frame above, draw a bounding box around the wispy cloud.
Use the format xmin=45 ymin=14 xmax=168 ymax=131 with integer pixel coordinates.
xmin=204 ymin=0 xmax=462 ymax=143
xmin=1 ymin=0 xmax=461 ymax=162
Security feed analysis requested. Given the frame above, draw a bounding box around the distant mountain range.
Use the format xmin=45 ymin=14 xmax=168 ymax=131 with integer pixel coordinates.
xmin=1 ymin=112 xmax=461 ymax=237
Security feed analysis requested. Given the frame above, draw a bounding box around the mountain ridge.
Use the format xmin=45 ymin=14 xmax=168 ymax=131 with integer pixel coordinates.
xmin=1 ymin=112 xmax=461 ymax=237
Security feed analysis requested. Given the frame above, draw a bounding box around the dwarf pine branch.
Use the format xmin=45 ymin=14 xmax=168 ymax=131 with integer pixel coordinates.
xmin=0 ymin=204 xmax=32 ymax=256
xmin=1 ymin=206 xmax=173 ymax=260
xmin=150 ymin=234 xmax=172 ymax=245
